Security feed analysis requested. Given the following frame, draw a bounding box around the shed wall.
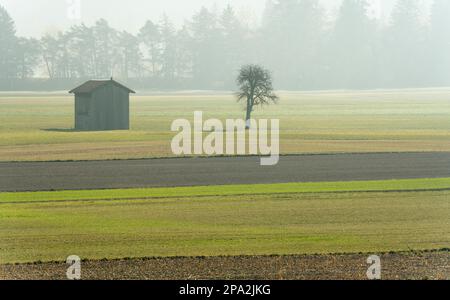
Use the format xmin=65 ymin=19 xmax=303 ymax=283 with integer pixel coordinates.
xmin=74 ymin=83 xmax=130 ymax=131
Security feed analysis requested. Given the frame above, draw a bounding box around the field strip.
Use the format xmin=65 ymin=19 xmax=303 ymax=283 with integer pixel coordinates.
xmin=1 ymin=187 xmax=448 ymax=264
xmin=1 ymin=177 xmax=450 ymax=204
xmin=2 ymin=252 xmax=449 ymax=280
xmin=3 ymin=249 xmax=448 ymax=266
xmin=2 ymin=251 xmax=449 ymax=280
xmin=3 ymin=152 xmax=450 ymax=192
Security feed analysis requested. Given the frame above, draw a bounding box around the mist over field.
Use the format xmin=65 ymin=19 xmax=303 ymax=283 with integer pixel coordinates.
xmin=0 ymin=0 xmax=447 ymax=90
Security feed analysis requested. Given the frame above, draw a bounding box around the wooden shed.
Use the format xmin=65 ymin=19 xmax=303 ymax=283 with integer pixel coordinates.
xmin=69 ymin=79 xmax=135 ymax=131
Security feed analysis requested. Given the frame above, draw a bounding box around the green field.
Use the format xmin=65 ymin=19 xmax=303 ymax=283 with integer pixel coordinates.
xmin=2 ymin=178 xmax=450 ymax=203
xmin=1 ymin=89 xmax=450 ymax=161
xmin=1 ymin=89 xmax=449 ymax=268
xmin=1 ymin=178 xmax=449 ymax=264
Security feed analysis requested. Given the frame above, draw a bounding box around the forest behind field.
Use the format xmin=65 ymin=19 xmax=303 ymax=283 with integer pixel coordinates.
xmin=0 ymin=0 xmax=449 ymax=91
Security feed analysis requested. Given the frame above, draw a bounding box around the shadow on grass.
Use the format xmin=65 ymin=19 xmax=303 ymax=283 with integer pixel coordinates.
xmin=42 ymin=128 xmax=83 ymax=133
xmin=42 ymin=128 xmax=123 ymax=132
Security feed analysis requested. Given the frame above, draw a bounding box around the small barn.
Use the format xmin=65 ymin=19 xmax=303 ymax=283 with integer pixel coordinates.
xmin=69 ymin=79 xmax=135 ymax=131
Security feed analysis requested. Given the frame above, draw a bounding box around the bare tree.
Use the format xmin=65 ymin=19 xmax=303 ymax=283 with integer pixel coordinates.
xmin=237 ymin=64 xmax=278 ymax=129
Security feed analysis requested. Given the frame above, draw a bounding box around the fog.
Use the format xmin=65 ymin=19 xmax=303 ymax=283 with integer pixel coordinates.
xmin=1 ymin=0 xmax=420 ymax=37
xmin=2 ymin=0 xmax=265 ymax=37
xmin=0 ymin=0 xmax=447 ymax=91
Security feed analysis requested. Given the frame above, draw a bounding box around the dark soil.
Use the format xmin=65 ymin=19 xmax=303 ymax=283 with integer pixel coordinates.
xmin=1 ymin=251 xmax=448 ymax=280
xmin=3 ymin=152 xmax=450 ymax=192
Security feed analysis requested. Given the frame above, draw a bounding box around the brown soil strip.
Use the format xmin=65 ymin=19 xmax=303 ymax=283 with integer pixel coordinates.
xmin=1 ymin=251 xmax=448 ymax=280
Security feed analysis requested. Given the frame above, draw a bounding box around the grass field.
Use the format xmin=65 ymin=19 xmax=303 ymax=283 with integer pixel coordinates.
xmin=2 ymin=177 xmax=450 ymax=203
xmin=1 ymin=89 xmax=450 ymax=161
xmin=1 ymin=89 xmax=449 ymax=278
xmin=1 ymin=178 xmax=449 ymax=264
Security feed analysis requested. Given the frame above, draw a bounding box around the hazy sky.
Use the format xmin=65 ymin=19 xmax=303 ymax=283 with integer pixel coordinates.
xmin=0 ymin=0 xmax=430 ymax=37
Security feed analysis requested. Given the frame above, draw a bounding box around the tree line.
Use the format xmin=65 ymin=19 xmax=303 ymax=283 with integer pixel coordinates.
xmin=1 ymin=0 xmax=450 ymax=90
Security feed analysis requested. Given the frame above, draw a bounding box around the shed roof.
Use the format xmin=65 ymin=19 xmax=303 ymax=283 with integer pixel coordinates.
xmin=69 ymin=79 xmax=136 ymax=94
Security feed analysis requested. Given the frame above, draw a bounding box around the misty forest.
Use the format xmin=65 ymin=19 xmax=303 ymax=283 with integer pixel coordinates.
xmin=0 ymin=0 xmax=450 ymax=91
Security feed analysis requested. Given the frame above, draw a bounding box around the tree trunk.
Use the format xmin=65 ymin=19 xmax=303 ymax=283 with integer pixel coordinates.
xmin=245 ymin=97 xmax=252 ymax=130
